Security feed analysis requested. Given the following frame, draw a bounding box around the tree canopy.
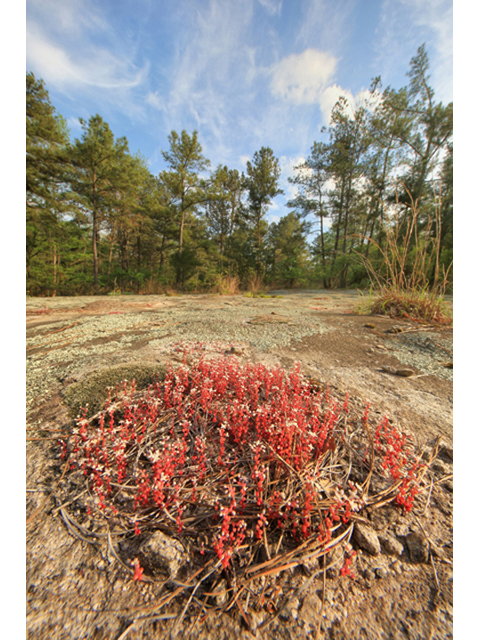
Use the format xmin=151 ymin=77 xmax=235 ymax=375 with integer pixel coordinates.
xmin=26 ymin=46 xmax=453 ymax=296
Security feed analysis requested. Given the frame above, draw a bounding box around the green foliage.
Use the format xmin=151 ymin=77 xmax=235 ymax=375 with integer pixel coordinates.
xmin=243 ymin=147 xmax=283 ymax=276
xmin=26 ymin=45 xmax=453 ymax=297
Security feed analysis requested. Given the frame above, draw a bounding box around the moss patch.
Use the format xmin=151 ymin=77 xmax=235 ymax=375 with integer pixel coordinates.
xmin=62 ymin=362 xmax=168 ymax=418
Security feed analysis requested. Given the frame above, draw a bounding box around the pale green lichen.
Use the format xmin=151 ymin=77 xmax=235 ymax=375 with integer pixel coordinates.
xmin=62 ymin=363 xmax=168 ymax=418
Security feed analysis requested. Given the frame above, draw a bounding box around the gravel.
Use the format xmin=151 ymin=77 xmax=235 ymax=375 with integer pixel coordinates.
xmin=385 ymin=332 xmax=453 ymax=381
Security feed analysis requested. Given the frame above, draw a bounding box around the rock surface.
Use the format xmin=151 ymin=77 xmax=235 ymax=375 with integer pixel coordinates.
xmin=26 ymin=290 xmax=453 ymax=640
xmin=353 ymin=523 xmax=381 ymax=555
xmin=405 ymin=532 xmax=429 ymax=564
xmin=139 ymin=531 xmax=188 ymax=578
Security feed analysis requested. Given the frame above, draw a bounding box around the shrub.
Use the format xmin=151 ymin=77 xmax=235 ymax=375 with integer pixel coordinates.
xmin=58 ymin=344 xmax=437 ymax=620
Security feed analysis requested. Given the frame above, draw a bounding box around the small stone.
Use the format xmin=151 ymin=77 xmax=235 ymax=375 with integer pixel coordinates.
xmin=390 ymin=560 xmax=403 ymax=575
xmin=405 ymin=532 xmax=429 ymax=563
xmin=381 ymin=365 xmax=397 ymax=375
xmin=113 ymin=579 xmax=124 ymax=592
xmin=139 ymin=531 xmax=188 ymax=579
xmin=214 ymin=579 xmax=229 ymax=607
xmin=378 ymin=533 xmax=404 ymax=556
xmin=375 ymin=567 xmax=388 ymax=579
xmin=287 ymin=598 xmax=300 ymax=620
xmin=364 ymin=567 xmax=375 ymax=581
xmin=433 ymin=459 xmax=451 ymax=474
xmin=353 ymin=523 xmax=381 ymax=555
xmin=395 ymin=368 xmax=416 ymax=377
xmin=421 ymin=446 xmax=433 ymax=460
xmin=439 ymin=442 xmax=453 ymax=460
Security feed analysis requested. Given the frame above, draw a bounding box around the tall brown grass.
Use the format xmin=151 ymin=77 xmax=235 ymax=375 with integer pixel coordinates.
xmin=357 ymin=186 xmax=452 ymax=324
xmin=212 ymin=274 xmax=240 ymax=295
xmin=246 ymin=273 xmax=264 ymax=293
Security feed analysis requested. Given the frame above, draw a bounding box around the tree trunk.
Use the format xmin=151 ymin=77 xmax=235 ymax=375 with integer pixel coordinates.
xmin=92 ymin=170 xmax=99 ymax=290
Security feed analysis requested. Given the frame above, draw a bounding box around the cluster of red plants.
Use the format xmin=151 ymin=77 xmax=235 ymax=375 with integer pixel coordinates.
xmin=61 ymin=344 xmax=424 ymax=578
xmin=373 ymin=417 xmax=421 ymax=512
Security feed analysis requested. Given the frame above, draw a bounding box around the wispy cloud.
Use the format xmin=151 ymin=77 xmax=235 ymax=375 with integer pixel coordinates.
xmin=146 ymin=0 xmax=258 ymax=164
xmin=398 ymin=0 xmax=453 ymax=102
xmin=375 ymin=0 xmax=452 ymax=103
xmin=295 ymin=0 xmax=355 ymax=52
xmin=27 ymin=24 xmax=148 ymax=90
xmin=26 ymin=0 xmax=148 ymax=93
xmin=258 ymin=0 xmax=283 ymax=16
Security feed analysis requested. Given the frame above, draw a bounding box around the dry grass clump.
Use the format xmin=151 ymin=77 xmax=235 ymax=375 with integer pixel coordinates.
xmin=56 ymin=344 xmax=438 ymax=629
xmin=368 ymin=286 xmax=452 ymax=324
xmin=212 ymin=275 xmax=240 ymax=295
xmin=357 ymin=186 xmax=452 ymax=325
xmin=246 ymin=273 xmax=264 ymax=293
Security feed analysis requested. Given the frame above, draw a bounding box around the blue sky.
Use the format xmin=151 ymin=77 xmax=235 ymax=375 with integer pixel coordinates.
xmin=26 ymin=0 xmax=453 ymax=223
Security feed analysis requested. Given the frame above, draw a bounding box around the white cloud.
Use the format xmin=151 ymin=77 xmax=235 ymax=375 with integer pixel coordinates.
xmin=146 ymin=91 xmax=166 ymax=111
xmin=319 ymin=84 xmax=355 ymax=124
xmin=26 ymin=0 xmax=148 ymax=96
xmin=279 ymin=155 xmax=306 ymax=199
xmin=27 ymin=24 xmax=147 ymax=90
xmin=270 ymin=49 xmax=337 ymax=105
xmin=66 ymin=116 xmax=83 ymax=132
xmin=258 ymin=0 xmax=282 ymax=16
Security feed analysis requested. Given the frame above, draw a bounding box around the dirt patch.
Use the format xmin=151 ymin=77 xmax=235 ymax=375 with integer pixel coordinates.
xmin=26 ymin=291 xmax=453 ymax=639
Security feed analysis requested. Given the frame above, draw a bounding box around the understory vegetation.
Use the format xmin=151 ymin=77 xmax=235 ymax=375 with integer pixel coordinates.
xmin=27 ymin=45 xmax=452 ymax=305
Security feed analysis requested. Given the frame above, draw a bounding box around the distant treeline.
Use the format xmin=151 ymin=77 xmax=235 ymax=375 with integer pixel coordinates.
xmin=26 ymin=44 xmax=452 ymax=296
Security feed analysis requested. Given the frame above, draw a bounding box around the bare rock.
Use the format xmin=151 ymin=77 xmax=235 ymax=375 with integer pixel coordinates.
xmin=395 ymin=524 xmax=410 ymax=538
xmin=380 ymin=365 xmax=415 ymax=377
xmin=396 ymin=368 xmax=416 ymax=377
xmin=405 ymin=532 xmax=429 ymax=564
xmin=139 ymin=531 xmax=188 ymax=579
xmin=353 ymin=523 xmax=381 ymax=555
xmin=300 ymin=593 xmax=323 ymax=628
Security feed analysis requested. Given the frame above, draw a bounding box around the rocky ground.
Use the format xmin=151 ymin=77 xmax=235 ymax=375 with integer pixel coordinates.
xmin=26 ymin=290 xmax=453 ymax=639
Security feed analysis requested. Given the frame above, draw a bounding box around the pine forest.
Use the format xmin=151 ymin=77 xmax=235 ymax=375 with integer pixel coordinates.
xmin=26 ymin=45 xmax=452 ymax=298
